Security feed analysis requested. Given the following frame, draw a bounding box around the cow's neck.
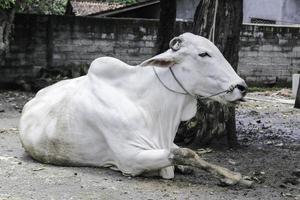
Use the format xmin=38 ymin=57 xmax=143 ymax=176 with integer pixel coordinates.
xmin=134 ymin=66 xmax=197 ymax=149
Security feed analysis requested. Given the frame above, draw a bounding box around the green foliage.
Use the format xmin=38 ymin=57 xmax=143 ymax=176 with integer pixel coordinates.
xmin=21 ymin=0 xmax=68 ymax=15
xmin=0 ymin=0 xmax=68 ymax=15
xmin=0 ymin=0 xmax=37 ymax=10
xmin=0 ymin=0 xmax=16 ymax=10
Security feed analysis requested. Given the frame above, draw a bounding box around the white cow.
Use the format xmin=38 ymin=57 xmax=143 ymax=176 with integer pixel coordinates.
xmin=20 ymin=33 xmax=250 ymax=185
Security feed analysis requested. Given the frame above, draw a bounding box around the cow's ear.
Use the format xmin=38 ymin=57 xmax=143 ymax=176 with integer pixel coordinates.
xmin=139 ymin=52 xmax=176 ymax=68
xmin=169 ymin=37 xmax=182 ymax=51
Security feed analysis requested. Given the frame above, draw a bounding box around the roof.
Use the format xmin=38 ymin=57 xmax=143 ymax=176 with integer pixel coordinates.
xmin=88 ymin=0 xmax=160 ymax=17
xmin=66 ymin=0 xmax=126 ymax=16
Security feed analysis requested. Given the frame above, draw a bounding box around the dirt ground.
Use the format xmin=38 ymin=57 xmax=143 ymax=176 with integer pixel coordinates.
xmin=0 ymin=89 xmax=299 ymax=200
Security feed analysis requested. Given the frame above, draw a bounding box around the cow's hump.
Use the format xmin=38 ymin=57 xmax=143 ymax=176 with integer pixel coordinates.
xmin=88 ymin=57 xmax=134 ymax=80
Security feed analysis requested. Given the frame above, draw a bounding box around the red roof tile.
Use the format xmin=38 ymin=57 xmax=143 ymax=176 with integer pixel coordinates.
xmin=70 ymin=0 xmax=125 ymax=16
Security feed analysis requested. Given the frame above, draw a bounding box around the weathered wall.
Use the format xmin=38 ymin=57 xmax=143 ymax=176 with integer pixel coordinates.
xmin=0 ymin=14 xmax=191 ymax=86
xmin=1 ymin=14 xmax=300 ymax=88
xmin=238 ymin=24 xmax=300 ymax=85
xmin=243 ymin=0 xmax=300 ymax=25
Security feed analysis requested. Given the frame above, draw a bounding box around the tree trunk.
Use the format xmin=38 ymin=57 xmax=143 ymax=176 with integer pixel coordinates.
xmin=156 ymin=0 xmax=176 ymax=54
xmin=295 ymin=77 xmax=300 ymax=109
xmin=175 ymin=0 xmax=243 ymax=148
xmin=0 ymin=7 xmax=15 ymax=57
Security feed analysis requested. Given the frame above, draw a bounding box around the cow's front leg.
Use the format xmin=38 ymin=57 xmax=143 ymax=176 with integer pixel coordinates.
xmin=172 ymin=144 xmax=194 ymax=175
xmin=170 ymin=148 xmax=253 ymax=187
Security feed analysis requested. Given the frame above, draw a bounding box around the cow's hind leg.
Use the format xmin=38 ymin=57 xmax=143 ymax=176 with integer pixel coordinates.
xmin=171 ymin=148 xmax=253 ymax=187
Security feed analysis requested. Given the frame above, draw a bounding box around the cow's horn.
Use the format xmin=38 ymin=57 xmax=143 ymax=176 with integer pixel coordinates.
xmin=169 ymin=37 xmax=182 ymax=51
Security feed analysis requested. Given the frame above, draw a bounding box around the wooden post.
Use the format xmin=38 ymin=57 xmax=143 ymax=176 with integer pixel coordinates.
xmin=156 ymin=0 xmax=176 ymax=54
xmin=295 ymin=77 xmax=300 ymax=109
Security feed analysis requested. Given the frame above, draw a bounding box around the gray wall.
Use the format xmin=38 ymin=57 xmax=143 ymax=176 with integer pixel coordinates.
xmin=238 ymin=24 xmax=300 ymax=85
xmin=243 ymin=0 xmax=300 ymax=24
xmin=1 ymin=14 xmax=300 ymax=87
xmin=0 ymin=14 xmax=192 ymax=85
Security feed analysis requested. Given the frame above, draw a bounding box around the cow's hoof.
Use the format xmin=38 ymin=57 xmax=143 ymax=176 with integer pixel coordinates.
xmin=239 ymin=177 xmax=254 ymax=188
xmin=219 ymin=176 xmax=254 ymax=188
xmin=219 ymin=178 xmax=239 ymax=186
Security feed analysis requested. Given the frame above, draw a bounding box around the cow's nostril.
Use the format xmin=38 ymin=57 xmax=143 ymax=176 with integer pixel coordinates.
xmin=236 ymin=84 xmax=247 ymax=95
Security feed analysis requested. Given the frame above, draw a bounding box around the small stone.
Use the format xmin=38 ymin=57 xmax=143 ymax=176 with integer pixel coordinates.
xmin=285 ymin=193 xmax=293 ymax=197
xmin=279 ymin=184 xmax=287 ymax=188
xmin=266 ymin=141 xmax=273 ymax=145
xmin=292 ymin=169 xmax=300 ymax=178
xmin=32 ymin=167 xmax=45 ymax=171
xmin=74 ymin=172 xmax=77 ymax=176
xmin=283 ymin=177 xmax=299 ymax=185
xmin=163 ymin=193 xmax=170 ymax=197
xmin=228 ymin=159 xmax=237 ymax=165
xmin=275 ymin=143 xmax=283 ymax=147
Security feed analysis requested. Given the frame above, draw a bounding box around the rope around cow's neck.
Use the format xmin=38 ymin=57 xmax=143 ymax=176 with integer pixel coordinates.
xmin=152 ymin=66 xmax=234 ymax=100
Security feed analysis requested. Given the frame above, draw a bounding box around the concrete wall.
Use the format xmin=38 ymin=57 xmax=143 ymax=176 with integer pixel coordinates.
xmin=2 ymin=14 xmax=158 ymax=68
xmin=243 ymin=0 xmax=300 ymax=25
xmin=1 ymin=14 xmax=300 ymax=87
xmin=238 ymin=24 xmax=300 ymax=85
xmin=0 ymin=14 xmax=191 ymax=85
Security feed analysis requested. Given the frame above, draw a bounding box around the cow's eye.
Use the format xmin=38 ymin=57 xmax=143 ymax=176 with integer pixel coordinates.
xmin=198 ymin=52 xmax=211 ymax=57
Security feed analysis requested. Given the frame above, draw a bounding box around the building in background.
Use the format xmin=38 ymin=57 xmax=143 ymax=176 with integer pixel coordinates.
xmin=88 ymin=0 xmax=160 ymax=19
xmin=243 ymin=0 xmax=300 ymax=25
xmin=66 ymin=0 xmax=300 ymax=25
xmin=65 ymin=0 xmax=125 ymax=16
xmin=65 ymin=0 xmax=200 ymax=21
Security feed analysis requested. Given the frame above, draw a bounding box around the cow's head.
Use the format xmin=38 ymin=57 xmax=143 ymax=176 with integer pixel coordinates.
xmin=140 ymin=32 xmax=247 ymax=103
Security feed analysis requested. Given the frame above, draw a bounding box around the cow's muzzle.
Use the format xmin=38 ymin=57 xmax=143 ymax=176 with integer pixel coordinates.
xmin=228 ymin=82 xmax=248 ymax=95
xmin=236 ymin=83 xmax=248 ymax=96
xmin=226 ymin=81 xmax=248 ymax=103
